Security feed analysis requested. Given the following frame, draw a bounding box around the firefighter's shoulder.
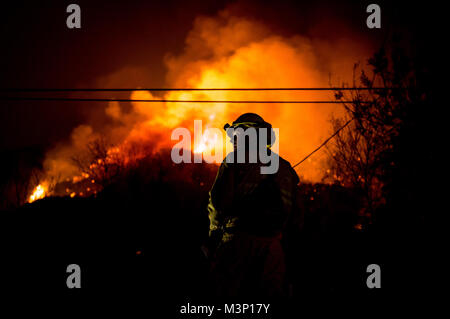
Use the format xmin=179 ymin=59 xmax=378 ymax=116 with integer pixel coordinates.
xmin=277 ymin=155 xmax=300 ymax=184
xmin=221 ymin=151 xmax=237 ymax=168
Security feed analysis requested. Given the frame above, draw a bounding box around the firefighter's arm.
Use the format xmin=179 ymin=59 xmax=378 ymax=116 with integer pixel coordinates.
xmin=208 ymin=193 xmax=223 ymax=237
xmin=206 ymin=159 xmax=234 ymax=254
xmin=208 ymin=159 xmax=234 ymax=232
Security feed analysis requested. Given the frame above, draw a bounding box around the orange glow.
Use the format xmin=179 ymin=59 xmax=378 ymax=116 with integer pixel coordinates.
xmin=32 ymin=11 xmax=371 ymax=199
xmin=193 ymin=128 xmax=220 ymax=154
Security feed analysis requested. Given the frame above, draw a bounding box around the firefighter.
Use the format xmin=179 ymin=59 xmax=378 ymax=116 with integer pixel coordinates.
xmin=207 ymin=113 xmax=299 ymax=298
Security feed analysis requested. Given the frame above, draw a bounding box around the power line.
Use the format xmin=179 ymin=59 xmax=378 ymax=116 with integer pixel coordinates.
xmin=0 ymin=97 xmax=358 ymax=103
xmin=0 ymin=91 xmax=358 ymax=168
xmin=0 ymin=87 xmax=408 ymax=92
xmin=292 ymin=118 xmax=354 ymax=169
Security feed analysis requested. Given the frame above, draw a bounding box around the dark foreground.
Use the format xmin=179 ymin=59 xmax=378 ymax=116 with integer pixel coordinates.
xmin=0 ymin=179 xmax=435 ymax=316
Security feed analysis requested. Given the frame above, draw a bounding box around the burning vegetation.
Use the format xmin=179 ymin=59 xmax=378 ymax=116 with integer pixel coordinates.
xmin=28 ymin=183 xmax=47 ymax=203
xmin=25 ymin=10 xmax=371 ymax=203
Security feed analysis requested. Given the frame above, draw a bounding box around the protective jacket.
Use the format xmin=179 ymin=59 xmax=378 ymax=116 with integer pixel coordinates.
xmin=208 ymin=151 xmax=299 ymax=243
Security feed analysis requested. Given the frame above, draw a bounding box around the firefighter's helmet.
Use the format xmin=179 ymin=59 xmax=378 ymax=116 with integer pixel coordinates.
xmin=224 ymin=113 xmax=276 ymax=146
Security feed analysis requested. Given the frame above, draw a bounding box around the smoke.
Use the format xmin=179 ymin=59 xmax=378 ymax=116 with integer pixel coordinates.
xmin=38 ymin=8 xmax=372 ymax=194
xmin=44 ymin=125 xmax=100 ymax=181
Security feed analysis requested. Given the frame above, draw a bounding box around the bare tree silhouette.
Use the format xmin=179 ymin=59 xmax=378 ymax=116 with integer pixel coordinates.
xmin=72 ymin=137 xmax=126 ymax=188
xmin=327 ymin=43 xmax=423 ymax=226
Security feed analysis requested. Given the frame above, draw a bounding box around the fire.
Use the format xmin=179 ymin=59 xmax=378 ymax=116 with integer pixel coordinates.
xmin=194 ymin=125 xmax=221 ymax=154
xmin=28 ymin=184 xmax=47 ymax=203
xmin=34 ymin=11 xmax=371 ymax=197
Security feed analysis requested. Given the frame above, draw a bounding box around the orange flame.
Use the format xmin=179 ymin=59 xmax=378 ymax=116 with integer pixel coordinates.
xmin=28 ymin=184 xmax=47 ymax=203
xmin=34 ymin=11 xmax=371 ymax=198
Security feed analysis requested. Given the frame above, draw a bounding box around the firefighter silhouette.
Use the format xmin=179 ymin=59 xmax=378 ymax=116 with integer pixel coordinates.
xmin=207 ymin=113 xmax=299 ymax=298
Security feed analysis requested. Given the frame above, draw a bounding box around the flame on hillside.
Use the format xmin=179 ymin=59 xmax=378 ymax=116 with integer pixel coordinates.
xmin=28 ymin=10 xmax=371 ymax=201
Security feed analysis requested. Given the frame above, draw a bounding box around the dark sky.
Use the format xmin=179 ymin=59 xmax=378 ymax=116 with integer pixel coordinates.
xmin=0 ymin=0 xmax=436 ymax=152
